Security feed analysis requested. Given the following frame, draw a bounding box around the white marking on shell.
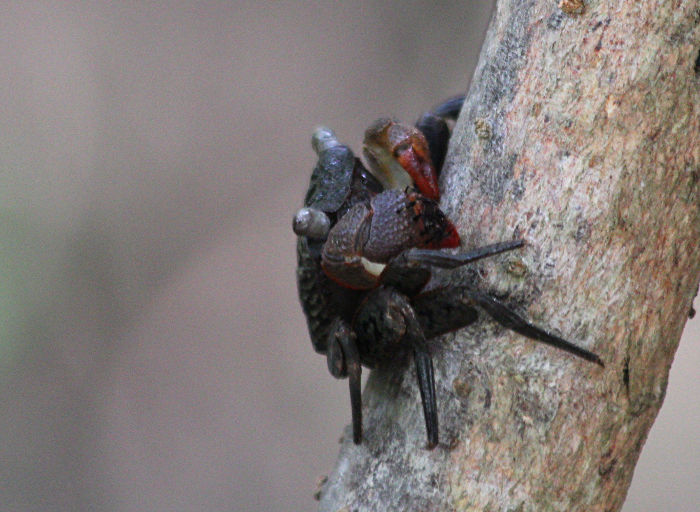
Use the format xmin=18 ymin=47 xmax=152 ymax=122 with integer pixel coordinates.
xmin=360 ymin=257 xmax=386 ymax=277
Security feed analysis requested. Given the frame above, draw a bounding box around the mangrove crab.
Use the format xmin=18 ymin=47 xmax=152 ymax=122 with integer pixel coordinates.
xmin=293 ymin=97 xmax=603 ymax=448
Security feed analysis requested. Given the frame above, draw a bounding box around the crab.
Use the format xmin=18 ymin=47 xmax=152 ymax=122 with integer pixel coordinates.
xmin=293 ymin=97 xmax=604 ymax=448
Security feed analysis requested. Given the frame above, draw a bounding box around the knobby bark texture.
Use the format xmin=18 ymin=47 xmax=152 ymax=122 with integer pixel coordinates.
xmin=318 ymin=1 xmax=699 ymax=511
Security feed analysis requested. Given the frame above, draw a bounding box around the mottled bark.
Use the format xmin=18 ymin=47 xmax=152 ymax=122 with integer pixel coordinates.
xmin=318 ymin=1 xmax=700 ymax=511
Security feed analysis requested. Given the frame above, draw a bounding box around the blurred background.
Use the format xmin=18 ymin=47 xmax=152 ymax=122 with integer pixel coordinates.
xmin=0 ymin=2 xmax=696 ymax=511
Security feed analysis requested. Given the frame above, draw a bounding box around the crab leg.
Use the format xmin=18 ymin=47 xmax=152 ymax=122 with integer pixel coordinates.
xmin=467 ymin=291 xmax=605 ymax=367
xmin=414 ymin=95 xmax=465 ymax=174
xmin=325 ymin=318 xmax=364 ymax=444
xmin=339 ymin=335 xmax=363 ymax=445
xmin=412 ymin=287 xmax=479 ymax=339
xmin=395 ymin=292 xmax=439 ymax=449
xmin=414 ymin=347 xmax=438 ymax=449
xmin=379 ymin=240 xmax=523 ymax=297
xmin=405 ymin=239 xmax=524 ymax=268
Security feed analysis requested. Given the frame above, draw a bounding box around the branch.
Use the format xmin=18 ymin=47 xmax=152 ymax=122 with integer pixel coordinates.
xmin=318 ymin=1 xmax=700 ymax=510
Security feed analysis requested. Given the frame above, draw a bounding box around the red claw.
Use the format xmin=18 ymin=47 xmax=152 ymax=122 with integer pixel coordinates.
xmin=394 ymin=143 xmax=440 ymax=200
xmin=364 ymin=119 xmax=442 ymax=200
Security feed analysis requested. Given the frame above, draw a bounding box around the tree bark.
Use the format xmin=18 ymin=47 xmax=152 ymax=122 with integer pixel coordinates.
xmin=318 ymin=1 xmax=700 ymax=511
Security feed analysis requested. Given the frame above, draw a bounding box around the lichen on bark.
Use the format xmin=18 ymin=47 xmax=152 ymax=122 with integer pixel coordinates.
xmin=319 ymin=1 xmax=700 ymax=511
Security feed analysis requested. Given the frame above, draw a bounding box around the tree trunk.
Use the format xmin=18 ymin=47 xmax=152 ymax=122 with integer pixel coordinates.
xmin=318 ymin=1 xmax=700 ymax=511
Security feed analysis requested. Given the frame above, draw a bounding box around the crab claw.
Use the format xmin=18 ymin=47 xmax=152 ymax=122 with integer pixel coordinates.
xmin=363 ymin=119 xmax=440 ymax=200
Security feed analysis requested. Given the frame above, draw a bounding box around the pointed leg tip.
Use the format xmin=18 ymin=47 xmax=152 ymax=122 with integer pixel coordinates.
xmin=582 ymin=349 xmax=605 ymax=368
xmin=576 ymin=348 xmax=605 ymax=368
xmin=425 ymin=428 xmax=439 ymax=449
xmin=581 ymin=352 xmax=604 ymax=368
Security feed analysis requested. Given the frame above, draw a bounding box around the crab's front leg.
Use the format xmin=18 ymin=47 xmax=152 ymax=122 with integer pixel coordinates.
xmin=380 ymin=240 xmax=525 ymax=296
xmin=354 ymin=287 xmax=439 ymax=448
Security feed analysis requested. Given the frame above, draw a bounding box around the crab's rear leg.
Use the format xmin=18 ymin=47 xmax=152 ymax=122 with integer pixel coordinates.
xmin=412 ymin=286 xmax=479 ymax=339
xmin=466 ymin=291 xmax=605 ymax=367
xmin=325 ymin=318 xmax=364 ymax=444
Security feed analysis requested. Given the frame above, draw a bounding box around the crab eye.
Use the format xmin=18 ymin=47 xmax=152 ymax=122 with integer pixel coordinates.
xmin=311 ymin=126 xmax=340 ymax=155
xmin=293 ymin=207 xmax=331 ymax=239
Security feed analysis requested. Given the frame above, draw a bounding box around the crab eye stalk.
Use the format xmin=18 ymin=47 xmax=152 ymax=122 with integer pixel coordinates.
xmin=293 ymin=207 xmax=331 ymax=239
xmin=312 ymin=126 xmax=340 ymax=155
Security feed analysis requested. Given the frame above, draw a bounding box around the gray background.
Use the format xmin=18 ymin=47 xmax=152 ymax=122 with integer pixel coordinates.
xmin=0 ymin=2 xmax=697 ymax=511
